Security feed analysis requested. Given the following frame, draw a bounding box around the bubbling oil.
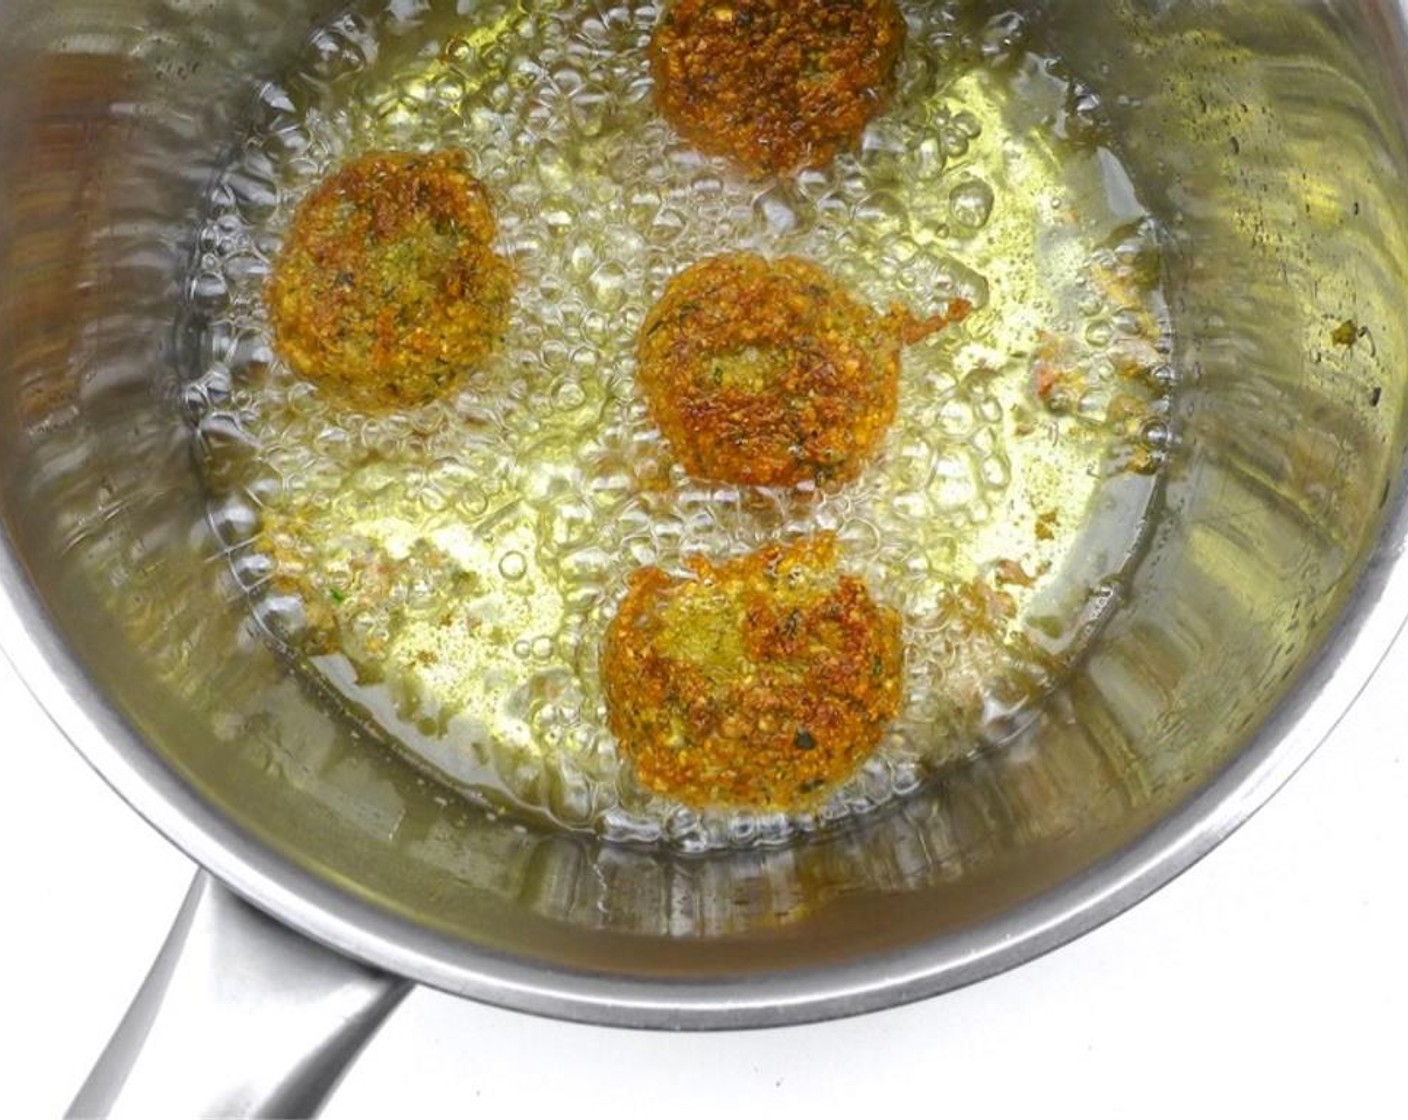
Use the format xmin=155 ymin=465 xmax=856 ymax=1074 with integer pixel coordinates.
xmin=187 ymin=0 xmax=1174 ymax=850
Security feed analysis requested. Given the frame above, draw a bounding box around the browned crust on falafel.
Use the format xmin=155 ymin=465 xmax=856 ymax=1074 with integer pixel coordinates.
xmin=650 ymin=0 xmax=907 ymax=175
xmin=602 ymin=534 xmax=904 ymax=810
xmin=265 ymin=149 xmax=514 ymax=410
xmin=637 ymin=252 xmax=967 ymax=487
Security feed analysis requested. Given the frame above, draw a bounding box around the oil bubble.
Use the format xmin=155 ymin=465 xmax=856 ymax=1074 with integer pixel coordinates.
xmin=949 ymin=179 xmax=995 ymax=230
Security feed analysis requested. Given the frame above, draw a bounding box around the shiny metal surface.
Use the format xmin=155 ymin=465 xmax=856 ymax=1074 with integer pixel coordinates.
xmin=0 ymin=0 xmax=1405 ymax=1065
xmin=69 ymin=873 xmax=408 ymax=1119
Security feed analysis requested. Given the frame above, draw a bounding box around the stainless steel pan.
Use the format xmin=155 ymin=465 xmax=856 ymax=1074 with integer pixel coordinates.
xmin=2 ymin=1 xmax=1406 ymax=1115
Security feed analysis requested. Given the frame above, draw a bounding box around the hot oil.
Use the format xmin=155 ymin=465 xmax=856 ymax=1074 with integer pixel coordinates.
xmin=187 ymin=0 xmax=1175 ymax=850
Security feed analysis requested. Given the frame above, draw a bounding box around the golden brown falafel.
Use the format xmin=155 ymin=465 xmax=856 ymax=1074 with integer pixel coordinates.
xmin=602 ymin=534 xmax=904 ymax=810
xmin=265 ymin=149 xmax=513 ymax=410
xmin=637 ymin=252 xmax=967 ymax=487
xmin=649 ymin=0 xmax=907 ymax=175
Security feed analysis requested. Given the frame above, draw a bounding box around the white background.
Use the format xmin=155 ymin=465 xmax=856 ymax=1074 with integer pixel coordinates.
xmin=4 ymin=633 xmax=1403 ymax=1119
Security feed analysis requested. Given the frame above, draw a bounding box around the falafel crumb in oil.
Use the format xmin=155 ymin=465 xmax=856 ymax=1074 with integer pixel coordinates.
xmin=188 ymin=0 xmax=1176 ymax=851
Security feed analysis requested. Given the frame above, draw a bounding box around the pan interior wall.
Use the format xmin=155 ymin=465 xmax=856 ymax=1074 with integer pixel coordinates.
xmin=0 ymin=0 xmax=1403 ymax=973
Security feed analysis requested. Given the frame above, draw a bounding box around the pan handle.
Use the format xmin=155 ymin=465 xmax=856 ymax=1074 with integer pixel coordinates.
xmin=68 ymin=871 xmax=411 ymax=1119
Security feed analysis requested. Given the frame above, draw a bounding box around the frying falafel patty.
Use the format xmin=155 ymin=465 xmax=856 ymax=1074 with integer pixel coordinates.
xmin=649 ymin=0 xmax=907 ymax=175
xmin=265 ymin=149 xmax=514 ymax=410
xmin=601 ymin=534 xmax=904 ymax=810
xmin=637 ymin=252 xmax=950 ymax=487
